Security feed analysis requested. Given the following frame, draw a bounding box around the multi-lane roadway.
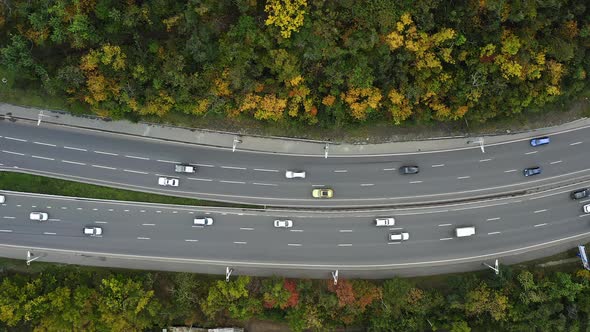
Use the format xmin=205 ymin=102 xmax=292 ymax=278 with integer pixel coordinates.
xmin=0 ymin=121 xmax=589 ymax=207
xmin=2 ymin=118 xmax=590 ymax=277
xmin=1 ymin=180 xmax=589 ymax=277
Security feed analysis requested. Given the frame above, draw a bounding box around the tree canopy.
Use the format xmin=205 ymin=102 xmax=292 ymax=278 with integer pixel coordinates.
xmin=0 ymin=0 xmax=588 ymax=128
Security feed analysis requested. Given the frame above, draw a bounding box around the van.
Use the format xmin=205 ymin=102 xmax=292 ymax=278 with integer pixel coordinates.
xmin=455 ymin=226 xmax=476 ymax=237
xmin=375 ymin=217 xmax=395 ymax=226
xmin=194 ymin=217 xmax=213 ymax=226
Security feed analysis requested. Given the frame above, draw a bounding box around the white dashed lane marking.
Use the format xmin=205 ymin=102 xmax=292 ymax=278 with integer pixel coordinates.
xmin=62 ymin=160 xmax=86 ymax=165
xmin=504 ymin=169 xmax=517 ymax=173
xmin=32 ymin=155 xmax=54 ymax=161
xmin=64 ymin=146 xmax=87 ymax=152
xmin=431 ymin=164 xmax=445 ymax=168
xmin=94 ymin=150 xmax=118 ymax=156
xmin=534 ymin=209 xmax=547 ymax=214
xmin=254 ymin=168 xmax=279 ymax=172
xmin=92 ymin=165 xmax=116 ymax=170
xmin=570 ymin=141 xmax=583 ymax=146
xmin=0 ymin=230 xmax=13 ymax=233
xmin=525 ymin=151 xmax=538 ymax=155
xmin=479 ymin=158 xmax=492 ymax=162
xmin=457 ymin=176 xmax=471 ymax=179
xmin=488 ymin=231 xmax=501 ymax=235
xmin=5 ymin=137 xmax=27 ymax=142
xmin=33 ymin=142 xmax=56 ymax=147
xmin=188 ymin=177 xmax=213 ymax=182
xmin=124 ymin=169 xmax=149 ymax=175
xmin=334 ymin=170 xmax=348 ymax=173
xmin=253 ymin=183 xmax=278 ymax=186
xmin=125 ymin=155 xmax=150 ymax=160
xmin=220 ymin=180 xmax=245 ymax=184
xmin=2 ymin=150 xmax=24 ymax=156
xmin=220 ymin=166 xmax=247 ymax=170
xmin=137 ymin=237 xmax=151 ymax=240
xmin=44 ymin=232 xmax=57 ymax=235
xmin=409 ymin=181 xmax=423 ymax=184
xmin=157 ymin=159 xmax=179 ymax=164
xmin=487 ymin=217 xmax=501 ymax=221
xmin=550 ymin=160 xmax=562 ymax=165
xmin=534 ymin=223 xmax=547 ymax=227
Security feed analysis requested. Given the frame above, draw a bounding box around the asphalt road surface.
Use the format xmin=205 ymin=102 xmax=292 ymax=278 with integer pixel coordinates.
xmin=0 ymin=121 xmax=589 ymax=207
xmin=1 ymin=182 xmax=589 ymax=277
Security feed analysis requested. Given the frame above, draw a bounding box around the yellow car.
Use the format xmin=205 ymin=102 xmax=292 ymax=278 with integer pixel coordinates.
xmin=312 ymin=188 xmax=334 ymax=199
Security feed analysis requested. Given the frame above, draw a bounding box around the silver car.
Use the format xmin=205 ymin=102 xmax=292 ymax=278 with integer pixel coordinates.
xmin=30 ymin=212 xmax=49 ymax=221
xmin=274 ymin=219 xmax=293 ymax=228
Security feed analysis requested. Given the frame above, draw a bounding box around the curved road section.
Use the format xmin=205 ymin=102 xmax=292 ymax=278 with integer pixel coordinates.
xmin=1 ymin=183 xmax=589 ymax=278
xmin=1 ymin=120 xmax=589 ymax=207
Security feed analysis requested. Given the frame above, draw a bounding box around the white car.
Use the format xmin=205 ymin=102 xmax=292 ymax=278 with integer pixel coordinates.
xmin=274 ymin=219 xmax=293 ymax=228
xmin=193 ymin=217 xmax=214 ymax=226
xmin=375 ymin=217 xmax=395 ymax=226
xmin=30 ymin=212 xmax=49 ymax=221
xmin=158 ymin=177 xmax=179 ymax=187
xmin=584 ymin=204 xmax=590 ymax=213
xmin=0 ymin=195 xmax=5 ymax=204
xmin=285 ymin=170 xmax=306 ymax=179
xmin=389 ymin=232 xmax=409 ymax=242
xmin=83 ymin=226 xmax=103 ymax=237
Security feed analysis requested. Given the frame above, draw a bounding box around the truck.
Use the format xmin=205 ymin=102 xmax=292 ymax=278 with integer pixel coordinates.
xmin=455 ymin=226 xmax=476 ymax=237
xmin=175 ymin=164 xmax=196 ymax=173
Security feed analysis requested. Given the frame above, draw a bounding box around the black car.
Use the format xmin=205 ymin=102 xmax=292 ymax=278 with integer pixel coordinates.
xmin=400 ymin=166 xmax=419 ymax=175
xmin=571 ymin=188 xmax=590 ymax=200
xmin=523 ymin=167 xmax=542 ymax=177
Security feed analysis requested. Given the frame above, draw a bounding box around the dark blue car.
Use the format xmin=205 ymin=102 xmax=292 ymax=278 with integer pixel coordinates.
xmin=523 ymin=167 xmax=542 ymax=177
xmin=530 ymin=137 xmax=550 ymax=147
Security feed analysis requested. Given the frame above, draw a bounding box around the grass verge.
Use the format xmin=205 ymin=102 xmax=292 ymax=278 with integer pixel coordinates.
xmin=0 ymin=172 xmax=258 ymax=208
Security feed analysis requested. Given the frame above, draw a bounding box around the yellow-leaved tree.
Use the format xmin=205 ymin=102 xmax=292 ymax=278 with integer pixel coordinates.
xmin=265 ymin=0 xmax=308 ymax=39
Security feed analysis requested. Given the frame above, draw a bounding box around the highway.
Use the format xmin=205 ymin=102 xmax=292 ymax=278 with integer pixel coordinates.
xmin=0 ymin=121 xmax=589 ymax=207
xmin=1 ymin=181 xmax=589 ymax=277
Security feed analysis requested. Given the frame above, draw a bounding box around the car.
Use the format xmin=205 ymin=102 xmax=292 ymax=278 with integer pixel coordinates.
xmin=571 ymin=188 xmax=590 ymax=200
xmin=193 ymin=217 xmax=214 ymax=226
xmin=375 ymin=217 xmax=395 ymax=226
xmin=523 ymin=167 xmax=542 ymax=177
xmin=388 ymin=232 xmax=409 ymax=242
xmin=29 ymin=212 xmax=49 ymax=221
xmin=158 ymin=177 xmax=179 ymax=187
xmin=175 ymin=164 xmax=196 ymax=173
xmin=274 ymin=219 xmax=293 ymax=228
xmin=455 ymin=226 xmax=476 ymax=237
xmin=530 ymin=137 xmax=550 ymax=147
xmin=400 ymin=166 xmax=419 ymax=175
xmin=312 ymin=188 xmax=334 ymax=199
xmin=83 ymin=226 xmax=103 ymax=237
xmin=0 ymin=195 xmax=5 ymax=204
xmin=583 ymin=204 xmax=590 ymax=213
xmin=285 ymin=170 xmax=306 ymax=179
